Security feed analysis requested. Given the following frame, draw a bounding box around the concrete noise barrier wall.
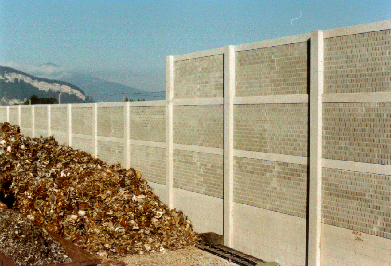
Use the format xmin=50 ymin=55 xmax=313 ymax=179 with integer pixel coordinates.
xmin=1 ymin=20 xmax=390 ymax=266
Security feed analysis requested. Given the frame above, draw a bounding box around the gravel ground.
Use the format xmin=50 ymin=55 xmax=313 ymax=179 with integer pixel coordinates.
xmin=100 ymin=246 xmax=240 ymax=266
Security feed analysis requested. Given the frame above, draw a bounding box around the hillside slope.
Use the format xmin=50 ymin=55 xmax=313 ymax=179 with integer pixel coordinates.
xmin=0 ymin=66 xmax=92 ymax=105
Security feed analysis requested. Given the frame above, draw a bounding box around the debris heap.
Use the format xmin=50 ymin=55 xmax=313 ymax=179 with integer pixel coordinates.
xmin=0 ymin=209 xmax=72 ymax=266
xmin=0 ymin=122 xmax=199 ymax=259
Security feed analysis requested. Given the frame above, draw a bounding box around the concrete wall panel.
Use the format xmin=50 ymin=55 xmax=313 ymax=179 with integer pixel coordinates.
xmin=234 ymin=103 xmax=308 ymax=156
xmin=236 ymin=42 xmax=308 ymax=97
xmin=174 ymin=105 xmax=223 ymax=148
xmin=129 ymin=144 xmax=166 ymax=185
xmin=97 ymin=106 xmax=124 ymax=138
xmin=174 ymin=55 xmax=223 ymax=99
xmin=174 ymin=149 xmax=223 ymax=198
xmin=51 ymin=107 xmax=68 ymax=133
xmin=129 ymin=106 xmax=166 ymax=142
xmin=324 ymin=29 xmax=391 ymax=94
xmin=72 ymin=107 xmax=93 ymax=135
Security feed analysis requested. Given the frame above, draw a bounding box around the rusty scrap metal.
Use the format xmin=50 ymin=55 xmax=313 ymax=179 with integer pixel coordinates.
xmin=0 ymin=122 xmax=200 ymax=261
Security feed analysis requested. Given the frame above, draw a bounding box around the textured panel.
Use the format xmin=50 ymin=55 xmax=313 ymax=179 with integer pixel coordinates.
xmin=129 ymin=145 xmax=166 ymax=184
xmin=22 ymin=129 xmax=33 ymax=138
xmin=98 ymin=140 xmax=125 ymax=166
xmin=72 ymin=107 xmax=93 ymax=135
xmin=52 ymin=133 xmax=69 ymax=146
xmin=174 ymin=55 xmax=223 ymax=99
xmin=173 ymin=149 xmax=223 ymax=198
xmin=0 ymin=108 xmax=7 ymax=122
xmin=51 ymin=107 xmax=68 ymax=133
xmin=236 ymin=42 xmax=308 ymax=97
xmin=324 ymin=30 xmax=391 ymax=94
xmin=97 ymin=106 xmax=124 ymax=138
xmin=34 ymin=130 xmax=49 ymax=138
xmin=20 ymin=107 xmax=32 ymax=129
xmin=323 ymin=102 xmax=391 ymax=165
xmin=234 ymin=157 xmax=308 ymax=218
xmin=234 ymin=103 xmax=308 ymax=156
xmin=72 ymin=136 xmax=94 ymax=155
xmin=322 ymin=168 xmax=391 ymax=239
xmin=9 ymin=108 xmax=19 ymax=126
xmin=174 ymin=105 xmax=223 ymax=148
xmin=34 ymin=107 xmax=48 ymax=130
xmin=129 ymin=106 xmax=166 ymax=142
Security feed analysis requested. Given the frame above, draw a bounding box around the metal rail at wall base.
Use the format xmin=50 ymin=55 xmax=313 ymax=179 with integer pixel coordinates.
xmin=197 ymin=233 xmax=279 ymax=266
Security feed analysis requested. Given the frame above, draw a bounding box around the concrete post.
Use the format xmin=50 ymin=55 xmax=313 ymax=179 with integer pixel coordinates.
xmin=32 ymin=106 xmax=35 ymax=138
xmin=308 ymin=30 xmax=324 ymax=266
xmin=125 ymin=102 xmax=131 ymax=169
xmin=18 ymin=105 xmax=21 ymax=127
xmin=224 ymin=45 xmax=235 ymax=247
xmin=6 ymin=106 xmax=9 ymax=122
xmin=166 ymin=55 xmax=174 ymax=208
xmin=68 ymin=104 xmax=72 ymax=146
xmin=93 ymin=103 xmax=98 ymax=158
xmin=48 ymin=105 xmax=51 ymax=136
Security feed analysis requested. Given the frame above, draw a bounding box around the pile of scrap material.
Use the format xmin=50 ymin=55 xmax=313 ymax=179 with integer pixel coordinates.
xmin=0 ymin=122 xmax=200 ymax=259
xmin=0 ymin=208 xmax=72 ymax=266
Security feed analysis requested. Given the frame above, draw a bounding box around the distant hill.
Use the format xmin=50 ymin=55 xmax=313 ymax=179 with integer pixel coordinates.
xmin=25 ymin=63 xmax=166 ymax=102
xmin=61 ymin=72 xmax=165 ymax=102
xmin=0 ymin=66 xmax=93 ymax=105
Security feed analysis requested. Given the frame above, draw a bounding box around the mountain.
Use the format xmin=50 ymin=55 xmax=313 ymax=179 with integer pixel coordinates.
xmin=0 ymin=66 xmax=92 ymax=105
xmin=62 ymin=72 xmax=165 ymax=102
xmin=25 ymin=63 xmax=166 ymax=102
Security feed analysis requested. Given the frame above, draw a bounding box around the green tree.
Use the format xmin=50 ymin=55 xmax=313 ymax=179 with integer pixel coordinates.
xmin=24 ymin=95 xmax=58 ymax=105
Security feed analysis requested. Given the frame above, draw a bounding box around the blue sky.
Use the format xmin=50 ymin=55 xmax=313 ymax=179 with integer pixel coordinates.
xmin=0 ymin=0 xmax=390 ymax=92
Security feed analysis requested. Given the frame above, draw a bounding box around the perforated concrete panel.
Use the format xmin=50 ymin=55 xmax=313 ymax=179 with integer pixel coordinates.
xmin=234 ymin=157 xmax=308 ymax=218
xmin=72 ymin=136 xmax=94 ymax=155
xmin=97 ymin=106 xmax=124 ymax=138
xmin=0 ymin=108 xmax=7 ymax=122
xmin=234 ymin=103 xmax=308 ymax=157
xmin=20 ymin=107 xmax=32 ymax=129
xmin=174 ymin=55 xmax=224 ymax=99
xmin=236 ymin=42 xmax=308 ymax=97
xmin=72 ymin=107 xmax=93 ymax=135
xmin=322 ymin=167 xmax=391 ymax=239
xmin=173 ymin=149 xmax=223 ymax=198
xmin=129 ymin=106 xmax=166 ymax=142
xmin=129 ymin=145 xmax=166 ymax=184
xmin=98 ymin=140 xmax=125 ymax=166
xmin=174 ymin=105 xmax=223 ymax=149
xmin=9 ymin=108 xmax=19 ymax=126
xmin=51 ymin=107 xmax=68 ymax=133
xmin=324 ymin=29 xmax=391 ymax=94
xmin=323 ymin=102 xmax=391 ymax=165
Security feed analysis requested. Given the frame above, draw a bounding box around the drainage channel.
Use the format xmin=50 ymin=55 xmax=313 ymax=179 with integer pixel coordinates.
xmin=197 ymin=233 xmax=278 ymax=266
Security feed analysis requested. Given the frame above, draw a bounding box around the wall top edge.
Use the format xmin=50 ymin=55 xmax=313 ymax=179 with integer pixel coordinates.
xmin=324 ymin=20 xmax=391 ymax=38
xmin=168 ymin=20 xmax=390 ymax=60
xmin=127 ymin=100 xmax=167 ymax=107
xmin=51 ymin=105 xmax=70 ymax=108
xmin=172 ymin=47 xmax=225 ymax=61
xmin=173 ymin=97 xmax=223 ymax=106
xmin=95 ymin=102 xmax=126 ymax=107
xmin=1 ymin=101 xmax=169 ymax=109
xmin=235 ymin=33 xmax=311 ymax=52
